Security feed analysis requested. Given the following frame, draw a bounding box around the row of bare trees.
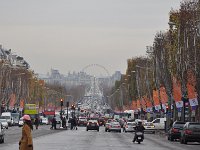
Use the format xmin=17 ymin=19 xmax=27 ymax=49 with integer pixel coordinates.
xmin=109 ymin=0 xmax=200 ymax=122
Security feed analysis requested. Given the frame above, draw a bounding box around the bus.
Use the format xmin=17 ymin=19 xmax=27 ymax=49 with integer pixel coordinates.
xmin=24 ymin=104 xmax=39 ymax=121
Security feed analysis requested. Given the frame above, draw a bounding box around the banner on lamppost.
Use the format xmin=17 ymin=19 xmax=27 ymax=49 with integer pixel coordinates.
xmin=176 ymin=101 xmax=183 ymax=108
xmin=173 ymin=77 xmax=182 ymax=102
xmin=189 ymin=98 xmax=198 ymax=106
xmin=9 ymin=94 xmax=16 ymax=108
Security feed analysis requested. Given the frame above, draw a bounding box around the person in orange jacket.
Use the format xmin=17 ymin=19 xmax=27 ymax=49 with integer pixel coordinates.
xmin=19 ymin=115 xmax=33 ymax=150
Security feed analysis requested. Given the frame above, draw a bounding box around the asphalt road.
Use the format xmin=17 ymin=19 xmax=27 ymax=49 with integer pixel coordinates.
xmin=0 ymin=124 xmax=62 ymax=149
xmin=1 ymin=126 xmax=200 ymax=150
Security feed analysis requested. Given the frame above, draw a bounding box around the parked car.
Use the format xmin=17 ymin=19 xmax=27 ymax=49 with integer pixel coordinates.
xmin=143 ymin=122 xmax=155 ymax=134
xmin=168 ymin=121 xmax=185 ymax=141
xmin=108 ymin=122 xmax=121 ymax=133
xmin=18 ymin=117 xmax=24 ymax=127
xmin=123 ymin=122 xmax=136 ymax=132
xmin=0 ymin=119 xmax=8 ymax=129
xmin=42 ymin=117 xmax=49 ymax=125
xmin=180 ymin=122 xmax=200 ymax=144
xmin=86 ymin=120 xmax=99 ymax=132
xmin=0 ymin=123 xmax=5 ymax=143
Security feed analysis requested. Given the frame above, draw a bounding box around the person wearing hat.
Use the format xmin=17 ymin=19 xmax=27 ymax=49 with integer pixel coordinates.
xmin=19 ymin=115 xmax=33 ymax=150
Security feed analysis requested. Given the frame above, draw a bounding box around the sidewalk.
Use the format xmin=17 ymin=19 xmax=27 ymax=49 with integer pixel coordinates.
xmin=1 ymin=130 xmax=69 ymax=150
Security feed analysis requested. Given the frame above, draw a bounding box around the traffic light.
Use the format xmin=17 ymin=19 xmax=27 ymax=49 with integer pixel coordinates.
xmin=60 ymin=99 xmax=63 ymax=107
xmin=166 ymin=105 xmax=169 ymax=114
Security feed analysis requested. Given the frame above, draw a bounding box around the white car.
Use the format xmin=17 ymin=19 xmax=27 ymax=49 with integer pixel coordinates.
xmin=18 ymin=117 xmax=24 ymax=127
xmin=123 ymin=122 xmax=136 ymax=132
xmin=143 ymin=122 xmax=155 ymax=133
xmin=42 ymin=118 xmax=49 ymax=125
xmin=0 ymin=119 xmax=8 ymax=129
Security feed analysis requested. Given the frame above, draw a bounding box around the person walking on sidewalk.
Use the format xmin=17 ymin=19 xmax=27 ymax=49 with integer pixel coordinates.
xmin=34 ymin=117 xmax=39 ymax=130
xmin=19 ymin=115 xmax=33 ymax=150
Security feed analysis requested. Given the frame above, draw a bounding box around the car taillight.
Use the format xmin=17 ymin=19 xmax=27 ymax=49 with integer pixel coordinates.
xmin=118 ymin=125 xmax=121 ymax=128
xmin=185 ymin=129 xmax=192 ymax=134
xmin=172 ymin=128 xmax=178 ymax=133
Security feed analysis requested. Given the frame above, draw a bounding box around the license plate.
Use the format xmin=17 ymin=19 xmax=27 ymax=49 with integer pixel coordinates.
xmin=91 ymin=124 xmax=95 ymax=126
xmin=138 ymin=137 xmax=142 ymax=140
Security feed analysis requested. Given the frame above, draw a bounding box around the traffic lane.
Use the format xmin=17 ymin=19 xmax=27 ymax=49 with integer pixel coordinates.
xmin=33 ymin=127 xmax=200 ymax=150
xmin=2 ymin=126 xmax=200 ymax=150
xmin=0 ymin=124 xmax=62 ymax=149
xmin=123 ymin=131 xmax=200 ymax=150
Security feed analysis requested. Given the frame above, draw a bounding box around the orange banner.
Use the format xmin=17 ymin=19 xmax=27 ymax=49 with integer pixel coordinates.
xmin=187 ymin=83 xmax=197 ymax=99
xmin=20 ymin=99 xmax=24 ymax=108
xmin=145 ymin=97 xmax=153 ymax=108
xmin=173 ymin=77 xmax=182 ymax=102
xmin=132 ymin=101 xmax=137 ymax=110
xmin=153 ymin=90 xmax=159 ymax=105
xmin=160 ymin=87 xmax=168 ymax=104
xmin=9 ymin=94 xmax=16 ymax=107
xmin=137 ymin=99 xmax=141 ymax=108
xmin=141 ymin=97 xmax=146 ymax=109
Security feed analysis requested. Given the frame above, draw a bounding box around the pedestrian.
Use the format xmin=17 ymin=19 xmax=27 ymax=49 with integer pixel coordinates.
xmin=62 ymin=117 xmax=66 ymax=128
xmin=34 ymin=117 xmax=39 ymax=130
xmin=19 ymin=114 xmax=33 ymax=150
xmin=51 ymin=115 xmax=57 ymax=129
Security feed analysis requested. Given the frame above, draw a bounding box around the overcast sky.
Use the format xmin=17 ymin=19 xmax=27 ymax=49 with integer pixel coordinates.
xmin=0 ymin=0 xmax=181 ymax=75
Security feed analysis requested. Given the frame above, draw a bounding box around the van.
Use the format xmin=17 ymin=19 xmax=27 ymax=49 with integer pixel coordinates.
xmin=1 ymin=112 xmax=13 ymax=126
xmin=151 ymin=118 xmax=166 ymax=130
xmin=11 ymin=113 xmax=20 ymax=125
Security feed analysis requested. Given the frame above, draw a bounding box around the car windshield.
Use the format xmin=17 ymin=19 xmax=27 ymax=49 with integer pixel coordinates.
xmin=173 ymin=122 xmax=185 ymax=128
xmin=112 ymin=122 xmax=120 ymax=125
xmin=189 ymin=123 xmax=200 ymax=129
xmin=89 ymin=120 xmax=97 ymax=123
xmin=0 ymin=119 xmax=7 ymax=122
xmin=127 ymin=122 xmax=136 ymax=126
xmin=1 ymin=116 xmax=10 ymax=119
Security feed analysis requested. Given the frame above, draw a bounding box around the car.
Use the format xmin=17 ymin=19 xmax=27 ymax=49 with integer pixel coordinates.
xmin=0 ymin=119 xmax=8 ymax=129
xmin=78 ymin=117 xmax=87 ymax=126
xmin=18 ymin=117 xmax=24 ymax=127
xmin=108 ymin=122 xmax=121 ymax=133
xmin=180 ymin=122 xmax=200 ymax=144
xmin=0 ymin=123 xmax=5 ymax=143
xmin=105 ymin=119 xmax=113 ymax=132
xmin=123 ymin=122 xmax=136 ymax=132
xmin=86 ymin=120 xmax=99 ymax=132
xmin=1 ymin=112 xmax=13 ymax=126
xmin=42 ymin=117 xmax=49 ymax=125
xmin=98 ymin=117 xmax=105 ymax=126
xmin=143 ymin=122 xmax=155 ymax=134
xmin=168 ymin=121 xmax=185 ymax=141
xmin=151 ymin=118 xmax=166 ymax=130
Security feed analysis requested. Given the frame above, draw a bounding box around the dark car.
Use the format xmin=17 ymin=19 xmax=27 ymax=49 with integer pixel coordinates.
xmin=86 ymin=120 xmax=99 ymax=132
xmin=180 ymin=122 xmax=200 ymax=144
xmin=99 ymin=118 xmax=105 ymax=126
xmin=168 ymin=121 xmax=185 ymax=141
